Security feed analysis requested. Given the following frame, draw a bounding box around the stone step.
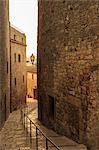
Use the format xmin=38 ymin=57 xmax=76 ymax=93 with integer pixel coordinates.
xmin=23 ymin=107 xmax=87 ymax=150
xmin=18 ymin=147 xmax=31 ymax=150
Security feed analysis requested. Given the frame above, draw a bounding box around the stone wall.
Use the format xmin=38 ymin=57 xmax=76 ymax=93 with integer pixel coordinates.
xmin=0 ymin=0 xmax=10 ymax=129
xmin=27 ymin=65 xmax=37 ymax=98
xmin=38 ymin=0 xmax=99 ymax=150
xmin=10 ymin=26 xmax=26 ymax=111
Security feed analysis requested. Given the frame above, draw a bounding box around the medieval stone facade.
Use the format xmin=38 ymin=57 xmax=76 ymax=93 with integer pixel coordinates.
xmin=27 ymin=64 xmax=37 ymax=99
xmin=0 ymin=0 xmax=27 ymax=129
xmin=38 ymin=1 xmax=99 ymax=150
xmin=10 ymin=25 xmax=27 ymax=111
xmin=0 ymin=0 xmax=10 ymax=130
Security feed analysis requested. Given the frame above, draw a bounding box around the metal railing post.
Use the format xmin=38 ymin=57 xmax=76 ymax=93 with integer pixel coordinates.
xmin=46 ymin=138 xmax=48 ymax=150
xmin=26 ymin=116 xmax=28 ymax=134
xmin=36 ymin=127 xmax=38 ymax=150
xmin=30 ymin=120 xmax=32 ymax=145
xmin=21 ymin=110 xmax=22 ymax=124
xmin=24 ymin=113 xmax=25 ymax=129
xmin=22 ymin=110 xmax=23 ymax=125
xmin=20 ymin=107 xmax=60 ymax=150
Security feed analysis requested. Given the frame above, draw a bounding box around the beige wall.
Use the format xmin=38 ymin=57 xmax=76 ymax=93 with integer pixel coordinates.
xmin=10 ymin=26 xmax=26 ymax=111
xmin=27 ymin=71 xmax=37 ymax=98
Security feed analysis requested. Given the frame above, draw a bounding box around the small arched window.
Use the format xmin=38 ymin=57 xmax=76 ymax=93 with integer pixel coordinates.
xmin=18 ymin=54 xmax=21 ymax=62
xmin=23 ymin=75 xmax=24 ymax=83
xmin=7 ymin=61 xmax=8 ymax=73
xmin=32 ymin=74 xmax=34 ymax=80
xmin=14 ymin=34 xmax=16 ymax=40
xmin=22 ymin=38 xmax=23 ymax=43
xmin=14 ymin=53 xmax=16 ymax=62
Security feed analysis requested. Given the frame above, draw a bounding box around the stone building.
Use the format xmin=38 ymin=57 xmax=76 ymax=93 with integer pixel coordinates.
xmin=10 ymin=25 xmax=27 ymax=111
xmin=27 ymin=64 xmax=37 ymax=99
xmin=0 ymin=0 xmax=10 ymax=129
xmin=0 ymin=0 xmax=27 ymax=129
xmin=38 ymin=1 xmax=99 ymax=150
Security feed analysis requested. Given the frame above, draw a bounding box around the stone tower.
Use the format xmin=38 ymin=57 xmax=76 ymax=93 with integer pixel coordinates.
xmin=38 ymin=0 xmax=99 ymax=150
xmin=0 ymin=0 xmax=10 ymax=129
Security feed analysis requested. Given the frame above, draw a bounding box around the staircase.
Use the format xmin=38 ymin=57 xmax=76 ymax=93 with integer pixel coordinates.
xmin=21 ymin=105 xmax=87 ymax=150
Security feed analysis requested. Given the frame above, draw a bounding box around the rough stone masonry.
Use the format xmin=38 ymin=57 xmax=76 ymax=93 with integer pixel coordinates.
xmin=10 ymin=25 xmax=27 ymax=111
xmin=37 ymin=0 xmax=99 ymax=150
xmin=0 ymin=0 xmax=10 ymax=130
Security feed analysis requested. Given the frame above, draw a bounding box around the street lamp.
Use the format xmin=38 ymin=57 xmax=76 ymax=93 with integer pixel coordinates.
xmin=30 ymin=53 xmax=35 ymax=65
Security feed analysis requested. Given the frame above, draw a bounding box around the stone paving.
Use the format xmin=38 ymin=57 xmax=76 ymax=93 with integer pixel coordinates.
xmin=0 ymin=99 xmax=87 ymax=150
xmin=0 ymin=110 xmax=28 ymax=150
xmin=0 ymin=98 xmax=37 ymax=150
xmin=26 ymin=108 xmax=87 ymax=150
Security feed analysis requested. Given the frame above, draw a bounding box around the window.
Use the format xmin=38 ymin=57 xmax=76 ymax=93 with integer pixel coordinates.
xmin=14 ymin=53 xmax=16 ymax=62
xmin=18 ymin=54 xmax=21 ymax=62
xmin=32 ymin=74 xmax=34 ymax=80
xmin=22 ymin=38 xmax=23 ymax=43
xmin=14 ymin=78 xmax=16 ymax=86
xmin=7 ymin=62 xmax=8 ymax=73
xmin=14 ymin=34 xmax=16 ymax=40
xmin=23 ymin=75 xmax=24 ymax=83
xmin=49 ymin=96 xmax=55 ymax=119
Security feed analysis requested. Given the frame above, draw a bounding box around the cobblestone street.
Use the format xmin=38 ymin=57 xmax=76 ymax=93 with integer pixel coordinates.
xmin=0 ymin=99 xmax=87 ymax=150
xmin=0 ymin=98 xmax=37 ymax=150
xmin=0 ymin=110 xmax=27 ymax=150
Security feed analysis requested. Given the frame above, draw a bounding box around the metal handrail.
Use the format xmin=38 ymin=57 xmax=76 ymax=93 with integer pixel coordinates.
xmin=21 ymin=107 xmax=60 ymax=150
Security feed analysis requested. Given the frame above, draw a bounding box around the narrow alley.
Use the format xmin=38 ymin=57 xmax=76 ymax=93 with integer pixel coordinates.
xmin=0 ymin=98 xmax=87 ymax=150
xmin=0 ymin=1 xmax=99 ymax=150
